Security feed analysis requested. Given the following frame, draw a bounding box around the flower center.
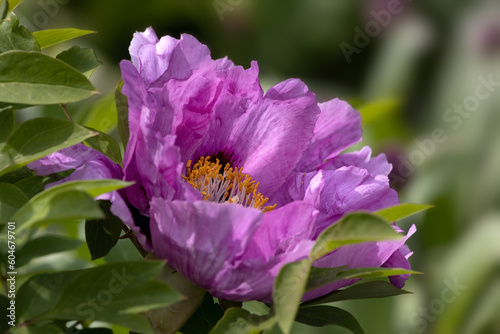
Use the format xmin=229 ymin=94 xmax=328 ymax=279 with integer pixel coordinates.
xmin=183 ymin=156 xmax=276 ymax=213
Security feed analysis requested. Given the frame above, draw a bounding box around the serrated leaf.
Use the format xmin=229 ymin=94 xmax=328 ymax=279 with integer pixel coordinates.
xmin=33 ymin=28 xmax=95 ymax=49
xmin=0 ymin=13 xmax=40 ymax=53
xmin=84 ymin=129 xmax=122 ymax=164
xmin=295 ymin=306 xmax=364 ymax=333
xmin=16 ymin=235 xmax=82 ymax=267
xmin=310 ymin=212 xmax=402 ymax=262
xmin=0 ymin=182 xmax=28 ymax=224
xmin=210 ymin=308 xmax=276 ymax=334
xmin=115 ymin=79 xmax=129 ymax=147
xmin=0 ymin=51 xmax=99 ymax=105
xmin=180 ymin=293 xmax=224 ymax=334
xmin=0 ymin=117 xmax=97 ymax=176
xmin=85 ymin=201 xmax=124 ymax=261
xmin=12 ymin=179 xmax=132 ymax=232
xmin=376 ymin=203 xmax=432 ymax=222
xmin=302 ymin=281 xmax=412 ymax=307
xmin=273 ymin=259 xmax=311 ymax=334
xmin=56 ymin=46 xmax=101 ymax=78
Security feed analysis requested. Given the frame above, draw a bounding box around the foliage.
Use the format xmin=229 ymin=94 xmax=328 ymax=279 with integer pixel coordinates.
xmin=0 ymin=2 xmax=431 ymax=333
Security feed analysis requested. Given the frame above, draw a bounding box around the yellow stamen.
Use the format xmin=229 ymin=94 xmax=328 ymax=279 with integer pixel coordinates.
xmin=183 ymin=156 xmax=277 ymax=213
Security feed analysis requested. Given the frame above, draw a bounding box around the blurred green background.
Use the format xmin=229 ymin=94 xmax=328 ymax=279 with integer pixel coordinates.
xmin=13 ymin=0 xmax=500 ymax=333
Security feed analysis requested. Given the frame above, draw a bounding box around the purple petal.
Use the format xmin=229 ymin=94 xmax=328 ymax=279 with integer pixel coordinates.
xmin=240 ymin=201 xmax=316 ymax=264
xmin=191 ymin=61 xmax=263 ymax=161
xmin=27 ymin=144 xmax=124 ymax=199
xmin=314 ymin=166 xmax=399 ymax=236
xmin=223 ymin=79 xmax=320 ymax=196
xmin=303 ymin=224 xmax=416 ymax=300
xmin=149 ymin=199 xmax=263 ymax=297
xmin=382 ymin=240 xmax=415 ymax=288
xmin=296 ymin=98 xmax=362 ymax=172
xmin=220 ymin=201 xmax=317 ymax=301
xmin=321 ymin=146 xmax=393 ymax=176
xmin=27 ymin=144 xmax=148 ymax=248
xmin=128 ymin=30 xmax=213 ymax=85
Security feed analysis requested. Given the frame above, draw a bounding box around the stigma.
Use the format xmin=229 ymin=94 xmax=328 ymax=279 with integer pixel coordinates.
xmin=183 ymin=156 xmax=277 ymax=213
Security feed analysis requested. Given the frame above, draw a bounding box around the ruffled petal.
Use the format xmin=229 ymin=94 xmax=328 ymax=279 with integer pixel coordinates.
xmin=222 ymin=79 xmax=320 ymax=195
xmin=241 ymin=201 xmax=316 ymax=264
xmin=27 ymin=144 xmax=123 ymax=192
xmin=27 ymin=144 xmax=149 ymax=248
xmin=129 ymin=30 xmax=213 ymax=86
xmin=382 ymin=239 xmax=415 ymax=288
xmin=191 ymin=61 xmax=263 ymax=161
xmin=149 ymin=199 xmax=263 ymax=297
xmin=217 ymin=201 xmax=317 ymax=301
xmin=321 ymin=146 xmax=393 ymax=176
xmin=314 ymin=166 xmax=399 ymax=235
xmin=296 ymin=98 xmax=362 ymax=172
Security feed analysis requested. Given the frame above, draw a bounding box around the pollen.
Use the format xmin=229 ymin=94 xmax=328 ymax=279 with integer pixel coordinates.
xmin=183 ymin=156 xmax=277 ymax=213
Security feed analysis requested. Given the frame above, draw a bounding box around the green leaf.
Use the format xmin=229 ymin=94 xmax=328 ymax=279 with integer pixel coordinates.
xmin=0 ymin=182 xmax=28 ymax=224
xmin=210 ymin=308 xmax=276 ymax=334
xmin=376 ymin=203 xmax=433 ymax=222
xmin=15 ymin=190 xmax=103 ymax=231
xmin=14 ymin=175 xmax=54 ymax=198
xmin=0 ymin=51 xmax=99 ymax=105
xmin=332 ymin=267 xmax=421 ymax=281
xmin=0 ymin=13 xmax=40 ymax=53
xmin=180 ymin=293 xmax=224 ymax=334
xmin=17 ymin=261 xmax=182 ymax=333
xmin=0 ymin=106 xmax=14 ymax=145
xmin=273 ymin=259 xmax=311 ymax=334
xmin=16 ymin=235 xmax=82 ymax=267
xmin=84 ymin=129 xmax=122 ymax=164
xmin=8 ymin=0 xmax=23 ymax=12
xmin=0 ymin=117 xmax=97 ymax=177
xmin=115 ymin=79 xmax=129 ymax=147
xmin=33 ymin=28 xmax=95 ymax=50
xmin=12 ymin=179 xmax=132 ymax=232
xmin=305 ymin=266 xmax=349 ymax=292
xmin=85 ymin=201 xmax=124 ymax=261
xmin=56 ymin=46 xmax=101 ymax=78
xmin=16 ymin=269 xmax=82 ymax=323
xmin=0 ymin=165 xmax=33 ymax=183
xmin=80 ymin=93 xmax=117 ymax=133
xmin=295 ymin=306 xmax=364 ymax=333
xmin=310 ymin=212 xmax=402 ymax=262
xmin=302 ymin=281 xmax=412 ymax=307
